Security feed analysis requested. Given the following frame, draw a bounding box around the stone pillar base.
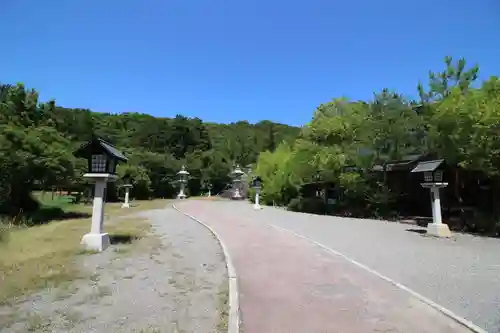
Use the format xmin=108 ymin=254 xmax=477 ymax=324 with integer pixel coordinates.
xmin=253 ymin=204 xmax=262 ymax=210
xmin=121 ymin=203 xmax=130 ymax=208
xmin=81 ymin=233 xmax=110 ymax=252
xmin=426 ymin=223 xmax=452 ymax=238
xmin=177 ymin=194 xmax=187 ymax=199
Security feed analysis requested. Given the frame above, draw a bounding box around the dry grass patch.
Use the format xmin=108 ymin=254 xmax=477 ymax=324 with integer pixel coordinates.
xmin=0 ymin=199 xmax=169 ymax=305
xmin=24 ymin=312 xmax=53 ymax=332
xmin=104 ymin=199 xmax=171 ymax=218
xmin=0 ymin=218 xmax=89 ymax=305
xmin=215 ymin=281 xmax=230 ymax=333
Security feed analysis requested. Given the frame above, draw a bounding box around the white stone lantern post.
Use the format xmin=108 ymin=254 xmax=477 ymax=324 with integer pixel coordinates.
xmin=121 ymin=184 xmax=133 ymax=208
xmin=252 ymin=176 xmax=263 ymax=210
xmin=202 ymin=180 xmax=212 ymax=197
xmin=411 ymin=159 xmax=451 ymax=238
xmin=230 ymin=165 xmax=245 ymax=200
xmin=207 ymin=183 xmax=212 ymax=197
xmin=177 ymin=165 xmax=189 ymax=199
xmin=74 ymin=137 xmax=128 ymax=251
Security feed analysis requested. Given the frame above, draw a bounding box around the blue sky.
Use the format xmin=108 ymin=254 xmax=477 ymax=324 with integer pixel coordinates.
xmin=1 ymin=1 xmax=499 ymax=126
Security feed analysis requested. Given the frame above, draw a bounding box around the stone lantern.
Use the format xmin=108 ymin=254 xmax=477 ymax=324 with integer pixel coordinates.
xmin=207 ymin=183 xmax=213 ymax=197
xmin=411 ymin=159 xmax=451 ymax=237
xmin=177 ymin=165 xmax=189 ymax=199
xmin=121 ymin=175 xmax=133 ymax=208
xmin=201 ymin=179 xmax=212 ymax=197
xmin=230 ymin=164 xmax=245 ymax=200
xmin=252 ymin=176 xmax=263 ymax=210
xmin=74 ymin=137 xmax=128 ymax=251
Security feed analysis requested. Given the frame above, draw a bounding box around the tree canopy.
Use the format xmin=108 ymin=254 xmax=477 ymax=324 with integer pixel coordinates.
xmin=0 ymin=84 xmax=299 ymax=217
xmin=2 ymin=55 xmax=500 ymax=235
xmin=252 ymin=57 xmax=500 ymax=234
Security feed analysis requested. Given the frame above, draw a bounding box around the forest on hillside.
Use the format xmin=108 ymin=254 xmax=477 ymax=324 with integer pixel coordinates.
xmin=0 ymin=86 xmax=299 ymax=220
xmin=2 ymin=56 xmax=500 ymax=235
xmin=251 ymin=57 xmax=500 ymax=235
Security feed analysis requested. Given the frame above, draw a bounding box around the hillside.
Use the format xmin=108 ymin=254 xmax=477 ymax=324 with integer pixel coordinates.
xmin=0 ymin=83 xmax=300 ymax=216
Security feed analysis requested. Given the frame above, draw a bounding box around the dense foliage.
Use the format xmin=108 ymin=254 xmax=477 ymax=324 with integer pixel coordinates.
xmin=2 ymin=55 xmax=500 ymax=235
xmin=252 ymin=56 xmax=500 ymax=234
xmin=0 ymin=85 xmax=299 ymax=219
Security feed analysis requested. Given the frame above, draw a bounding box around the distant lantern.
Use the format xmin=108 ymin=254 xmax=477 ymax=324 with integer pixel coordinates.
xmin=177 ymin=165 xmax=190 ymax=199
xmin=204 ymin=181 xmax=213 ymax=197
xmin=122 ymin=174 xmax=132 ymax=185
xmin=74 ymin=137 xmax=128 ymax=252
xmin=252 ymin=176 xmax=262 ymax=190
xmin=121 ymin=174 xmax=133 ymax=209
xmin=411 ymin=159 xmax=450 ymax=238
xmin=230 ymin=164 xmax=245 ymax=200
xmin=252 ymin=176 xmax=263 ymax=210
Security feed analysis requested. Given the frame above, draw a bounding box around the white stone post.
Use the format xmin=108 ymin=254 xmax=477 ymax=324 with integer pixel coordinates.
xmin=81 ymin=178 xmax=110 ymax=251
xmin=253 ymin=190 xmax=261 ymax=210
xmin=422 ymin=184 xmax=451 ymax=238
xmin=178 ymin=181 xmax=186 ymax=199
xmin=208 ymin=189 xmax=211 ymax=197
xmin=122 ymin=186 xmax=130 ymax=208
xmin=177 ymin=166 xmax=189 ymax=199
xmin=430 ymin=189 xmax=436 ymax=222
xmin=431 ymin=187 xmax=441 ymax=224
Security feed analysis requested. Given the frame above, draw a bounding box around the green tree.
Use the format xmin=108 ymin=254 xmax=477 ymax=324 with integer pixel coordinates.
xmin=417 ymin=56 xmax=479 ymax=103
xmin=253 ymin=143 xmax=298 ymax=206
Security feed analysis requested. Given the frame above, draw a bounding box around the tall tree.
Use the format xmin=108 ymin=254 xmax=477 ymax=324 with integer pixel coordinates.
xmin=417 ymin=56 xmax=479 ymax=103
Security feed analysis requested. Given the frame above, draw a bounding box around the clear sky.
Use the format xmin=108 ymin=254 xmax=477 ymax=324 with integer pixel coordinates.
xmin=1 ymin=1 xmax=499 ymax=126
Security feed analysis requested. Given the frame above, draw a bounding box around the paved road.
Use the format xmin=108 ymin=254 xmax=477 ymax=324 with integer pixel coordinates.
xmin=207 ymin=200 xmax=500 ymax=333
xmin=177 ymin=200 xmax=485 ymax=333
xmin=242 ymin=203 xmax=500 ymax=333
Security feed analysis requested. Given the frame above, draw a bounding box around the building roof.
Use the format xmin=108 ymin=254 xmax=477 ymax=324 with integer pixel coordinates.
xmin=411 ymin=159 xmax=444 ymax=173
xmin=371 ymin=153 xmax=426 ymax=172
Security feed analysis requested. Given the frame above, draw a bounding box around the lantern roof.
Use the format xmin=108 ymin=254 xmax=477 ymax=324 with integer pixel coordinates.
xmin=411 ymin=159 xmax=444 ymax=173
xmin=74 ymin=137 xmax=128 ymax=162
xmin=177 ymin=165 xmax=189 ymax=175
xmin=232 ymin=165 xmax=244 ymax=175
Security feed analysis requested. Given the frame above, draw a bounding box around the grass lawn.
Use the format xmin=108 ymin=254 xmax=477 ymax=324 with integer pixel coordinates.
xmin=0 ymin=195 xmax=170 ymax=305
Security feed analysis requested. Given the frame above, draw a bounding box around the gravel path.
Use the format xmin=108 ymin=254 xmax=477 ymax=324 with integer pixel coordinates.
xmin=201 ymin=200 xmax=500 ymax=333
xmin=0 ymin=206 xmax=227 ymax=333
xmin=177 ymin=200 xmax=478 ymax=333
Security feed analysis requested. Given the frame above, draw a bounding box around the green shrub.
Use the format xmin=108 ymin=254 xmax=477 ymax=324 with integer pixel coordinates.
xmin=288 ymin=197 xmax=325 ymax=214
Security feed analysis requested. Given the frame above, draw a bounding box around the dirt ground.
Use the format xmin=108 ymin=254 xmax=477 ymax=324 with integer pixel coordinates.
xmin=0 ymin=206 xmax=227 ymax=333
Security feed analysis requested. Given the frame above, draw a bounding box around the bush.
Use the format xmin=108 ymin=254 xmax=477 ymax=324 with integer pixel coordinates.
xmin=29 ymin=207 xmax=66 ymax=224
xmin=364 ymin=182 xmax=398 ymax=218
xmin=288 ymin=197 xmax=326 ymax=214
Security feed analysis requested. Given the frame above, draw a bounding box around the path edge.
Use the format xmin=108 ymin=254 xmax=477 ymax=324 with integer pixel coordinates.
xmin=172 ymin=203 xmax=240 ymax=333
xmin=269 ymin=223 xmax=488 ymax=333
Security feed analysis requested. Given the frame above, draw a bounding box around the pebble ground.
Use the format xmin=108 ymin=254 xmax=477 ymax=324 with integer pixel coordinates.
xmin=0 ymin=206 xmax=227 ymax=333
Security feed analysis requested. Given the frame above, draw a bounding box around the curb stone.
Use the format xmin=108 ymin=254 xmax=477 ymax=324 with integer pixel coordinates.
xmin=172 ymin=204 xmax=240 ymax=333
